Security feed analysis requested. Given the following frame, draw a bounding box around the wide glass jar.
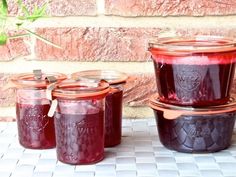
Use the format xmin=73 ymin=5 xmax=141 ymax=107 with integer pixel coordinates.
xmin=149 ymin=36 xmax=236 ymax=107
xmin=11 ymin=71 xmax=67 ymax=149
xmin=52 ymin=79 xmax=110 ymax=165
xmin=72 ymin=70 xmax=127 ymax=147
xmin=149 ymin=94 xmax=236 ymax=153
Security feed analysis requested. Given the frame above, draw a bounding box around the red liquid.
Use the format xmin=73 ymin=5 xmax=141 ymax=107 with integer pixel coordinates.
xmin=154 ymin=109 xmax=236 ymax=152
xmin=54 ymin=111 xmax=104 ymax=165
xmin=105 ymin=88 xmax=123 ymax=147
xmin=16 ymin=103 xmax=56 ymax=149
xmin=153 ymin=61 xmax=235 ymax=106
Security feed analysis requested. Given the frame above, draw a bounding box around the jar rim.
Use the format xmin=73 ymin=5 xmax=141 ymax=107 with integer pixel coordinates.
xmin=52 ymin=79 xmax=110 ymax=100
xmin=149 ymin=94 xmax=236 ymax=120
xmin=11 ymin=72 xmax=67 ymax=89
xmin=71 ymin=70 xmax=127 ymax=85
xmin=149 ymin=35 xmax=236 ymax=56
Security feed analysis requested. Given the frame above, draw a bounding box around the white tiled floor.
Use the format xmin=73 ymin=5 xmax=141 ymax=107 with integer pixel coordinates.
xmin=0 ymin=119 xmax=236 ymax=177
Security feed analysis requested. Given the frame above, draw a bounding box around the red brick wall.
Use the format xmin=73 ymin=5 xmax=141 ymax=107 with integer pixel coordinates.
xmin=1 ymin=0 xmax=236 ymax=119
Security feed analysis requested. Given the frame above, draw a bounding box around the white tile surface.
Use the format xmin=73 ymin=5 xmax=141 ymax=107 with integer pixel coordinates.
xmin=0 ymin=120 xmax=236 ymax=177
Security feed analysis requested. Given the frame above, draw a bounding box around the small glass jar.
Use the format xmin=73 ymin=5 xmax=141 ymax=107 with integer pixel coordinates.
xmin=11 ymin=71 xmax=67 ymax=149
xmin=149 ymin=36 xmax=236 ymax=107
xmin=72 ymin=70 xmax=127 ymax=147
xmin=52 ymin=79 xmax=110 ymax=165
xmin=149 ymin=94 xmax=236 ymax=153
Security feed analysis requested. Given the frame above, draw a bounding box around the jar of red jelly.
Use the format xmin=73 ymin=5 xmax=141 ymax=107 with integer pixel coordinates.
xmin=52 ymin=79 xmax=110 ymax=165
xmin=11 ymin=70 xmax=67 ymax=149
xmin=149 ymin=94 xmax=236 ymax=153
xmin=72 ymin=70 xmax=127 ymax=147
xmin=149 ymin=36 xmax=236 ymax=107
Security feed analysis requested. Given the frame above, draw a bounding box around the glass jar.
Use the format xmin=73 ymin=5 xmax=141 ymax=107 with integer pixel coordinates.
xmin=72 ymin=70 xmax=127 ymax=147
xmin=149 ymin=36 xmax=236 ymax=107
xmin=52 ymin=79 xmax=110 ymax=165
xmin=149 ymin=94 xmax=236 ymax=153
xmin=11 ymin=71 xmax=67 ymax=149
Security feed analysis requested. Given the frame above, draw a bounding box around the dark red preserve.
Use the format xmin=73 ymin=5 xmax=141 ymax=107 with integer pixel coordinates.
xmin=72 ymin=70 xmax=127 ymax=147
xmin=52 ymin=79 xmax=110 ymax=165
xmin=149 ymin=94 xmax=236 ymax=153
xmin=11 ymin=71 xmax=67 ymax=149
xmin=149 ymin=36 xmax=236 ymax=107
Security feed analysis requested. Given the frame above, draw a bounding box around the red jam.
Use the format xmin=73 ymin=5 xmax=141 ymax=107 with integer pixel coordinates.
xmin=52 ymin=79 xmax=109 ymax=165
xmin=153 ymin=61 xmax=235 ymax=106
xmin=149 ymin=36 xmax=236 ymax=107
xmin=55 ymin=111 xmax=104 ymax=165
xmin=105 ymin=87 xmax=123 ymax=147
xmin=16 ymin=103 xmax=55 ymax=149
xmin=149 ymin=94 xmax=236 ymax=153
xmin=71 ymin=70 xmax=127 ymax=147
xmin=153 ymin=108 xmax=236 ymax=153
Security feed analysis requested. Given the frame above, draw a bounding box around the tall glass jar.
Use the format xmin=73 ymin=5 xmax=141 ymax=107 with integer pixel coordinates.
xmin=72 ymin=70 xmax=127 ymax=147
xmin=11 ymin=71 xmax=67 ymax=149
xmin=52 ymin=79 xmax=110 ymax=165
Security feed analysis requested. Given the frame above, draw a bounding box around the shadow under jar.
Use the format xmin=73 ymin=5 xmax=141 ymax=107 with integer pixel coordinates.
xmin=149 ymin=36 xmax=236 ymax=107
xmin=52 ymin=79 xmax=110 ymax=165
xmin=149 ymin=94 xmax=236 ymax=153
xmin=11 ymin=71 xmax=67 ymax=149
xmin=72 ymin=70 xmax=127 ymax=147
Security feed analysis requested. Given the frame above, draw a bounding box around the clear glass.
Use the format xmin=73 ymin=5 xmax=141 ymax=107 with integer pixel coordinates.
xmin=52 ymin=79 xmax=109 ymax=165
xmin=16 ymin=88 xmax=55 ymax=149
xmin=55 ymin=99 xmax=105 ymax=165
xmin=13 ymin=72 xmax=66 ymax=149
xmin=105 ymin=84 xmax=123 ymax=147
xmin=149 ymin=94 xmax=236 ymax=153
xmin=149 ymin=36 xmax=236 ymax=107
xmin=71 ymin=70 xmax=127 ymax=147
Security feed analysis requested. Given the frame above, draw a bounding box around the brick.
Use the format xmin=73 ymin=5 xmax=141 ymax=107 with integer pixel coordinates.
xmin=8 ymin=0 xmax=97 ymax=16
xmin=0 ymin=73 xmax=16 ymax=107
xmin=123 ymin=73 xmax=157 ymax=106
xmin=105 ymin=0 xmax=236 ymax=16
xmin=35 ymin=27 xmax=161 ymax=61
xmin=34 ymin=27 xmax=236 ymax=62
xmin=0 ymin=36 xmax=30 ymax=61
xmin=49 ymin=0 xmax=97 ymax=16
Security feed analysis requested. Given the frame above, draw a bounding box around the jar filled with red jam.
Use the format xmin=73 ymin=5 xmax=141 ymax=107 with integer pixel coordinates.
xmin=149 ymin=36 xmax=236 ymax=107
xmin=72 ymin=70 xmax=127 ymax=147
xmin=11 ymin=70 xmax=67 ymax=149
xmin=149 ymin=94 xmax=236 ymax=153
xmin=52 ymin=79 xmax=110 ymax=165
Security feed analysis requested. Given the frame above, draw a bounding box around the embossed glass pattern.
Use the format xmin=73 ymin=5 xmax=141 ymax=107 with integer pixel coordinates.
xmin=149 ymin=94 xmax=236 ymax=152
xmin=149 ymin=36 xmax=236 ymax=107
xmin=13 ymin=72 xmax=67 ymax=149
xmin=52 ymin=79 xmax=109 ymax=165
xmin=71 ymin=70 xmax=127 ymax=147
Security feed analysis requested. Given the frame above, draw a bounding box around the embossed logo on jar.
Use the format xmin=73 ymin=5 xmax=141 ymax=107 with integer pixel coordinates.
xmin=176 ymin=70 xmax=202 ymax=91
xmin=75 ymin=117 xmax=100 ymax=135
xmin=188 ymin=124 xmax=211 ymax=138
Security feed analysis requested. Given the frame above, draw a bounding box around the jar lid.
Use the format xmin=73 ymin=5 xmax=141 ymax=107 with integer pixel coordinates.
xmin=149 ymin=35 xmax=236 ymax=56
xmin=52 ymin=79 xmax=110 ymax=100
xmin=71 ymin=70 xmax=127 ymax=85
xmin=149 ymin=94 xmax=236 ymax=120
xmin=11 ymin=70 xmax=67 ymax=89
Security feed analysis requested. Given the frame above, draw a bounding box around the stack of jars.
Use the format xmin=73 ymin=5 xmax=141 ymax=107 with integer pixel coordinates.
xmin=148 ymin=35 xmax=236 ymax=153
xmin=11 ymin=69 xmax=127 ymax=165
